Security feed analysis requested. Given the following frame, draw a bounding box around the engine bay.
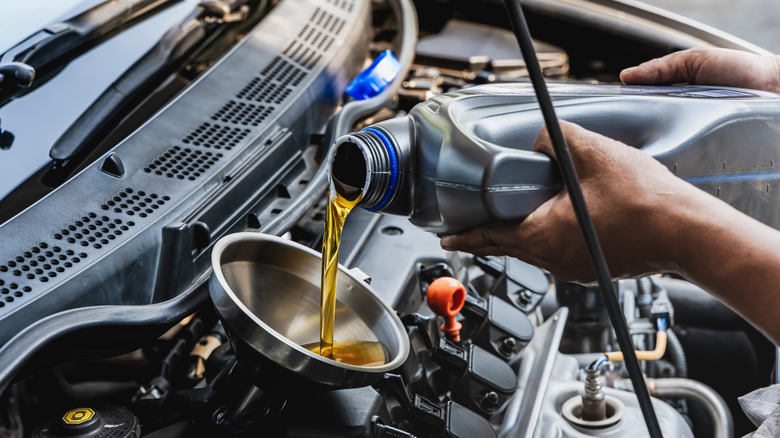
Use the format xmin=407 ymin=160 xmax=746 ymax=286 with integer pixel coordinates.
xmin=0 ymin=0 xmax=775 ymax=437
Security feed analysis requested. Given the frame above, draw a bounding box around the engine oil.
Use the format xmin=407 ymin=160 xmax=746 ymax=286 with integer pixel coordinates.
xmin=315 ymin=176 xmax=389 ymax=366
xmin=329 ymin=83 xmax=780 ymax=234
xmin=302 ymin=340 xmax=388 ymax=367
xmin=319 ymin=191 xmax=357 ymax=360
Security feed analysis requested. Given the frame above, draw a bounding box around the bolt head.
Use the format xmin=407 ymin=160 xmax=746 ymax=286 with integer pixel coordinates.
xmin=479 ymin=391 xmax=500 ymax=410
xmin=500 ymin=337 xmax=518 ymax=355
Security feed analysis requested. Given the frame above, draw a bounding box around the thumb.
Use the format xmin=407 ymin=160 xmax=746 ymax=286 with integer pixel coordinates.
xmin=532 ymin=123 xmax=556 ymax=158
xmin=620 ymin=49 xmax=703 ymax=85
xmin=533 ymin=120 xmax=584 ymax=158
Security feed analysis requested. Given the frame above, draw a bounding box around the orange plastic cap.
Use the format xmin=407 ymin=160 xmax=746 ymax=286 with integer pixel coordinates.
xmin=427 ymin=277 xmax=466 ymax=341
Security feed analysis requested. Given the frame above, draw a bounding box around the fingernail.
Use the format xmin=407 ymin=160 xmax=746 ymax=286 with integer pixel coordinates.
xmin=620 ymin=66 xmax=637 ymax=75
xmin=440 ymin=236 xmax=454 ymax=250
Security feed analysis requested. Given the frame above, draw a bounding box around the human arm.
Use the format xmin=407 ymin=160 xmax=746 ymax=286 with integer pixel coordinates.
xmin=620 ymin=46 xmax=780 ymax=93
xmin=440 ymin=121 xmax=780 ymax=345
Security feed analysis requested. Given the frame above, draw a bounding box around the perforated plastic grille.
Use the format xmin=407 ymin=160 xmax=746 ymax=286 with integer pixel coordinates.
xmin=0 ymin=1 xmax=360 ymax=312
xmin=261 ymin=56 xmax=308 ymax=83
xmin=234 ymin=5 xmax=346 ymax=106
xmin=325 ymin=0 xmax=354 ymax=12
xmin=0 ymin=241 xmax=56 ymax=303
xmin=144 ymin=146 xmax=222 ymax=181
xmin=237 ymin=57 xmax=307 ymax=105
xmin=100 ymin=187 xmax=170 ymax=218
xmin=0 ymin=211 xmax=140 ymax=306
xmin=53 ymin=214 xmax=136 ymax=251
xmin=238 ymin=77 xmax=294 ymax=103
xmin=282 ymin=41 xmax=323 ymax=71
xmin=295 ymin=27 xmax=332 ymax=62
xmin=309 ymin=7 xmax=347 ymax=36
xmin=0 ymin=277 xmax=31 ymax=307
xmin=211 ymin=101 xmax=273 ymax=126
xmin=145 ymin=0 xmax=353 ymax=185
xmin=182 ymin=123 xmax=250 ymax=150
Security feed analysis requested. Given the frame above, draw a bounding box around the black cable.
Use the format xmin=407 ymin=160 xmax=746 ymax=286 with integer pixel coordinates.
xmin=0 ymin=275 xmax=209 ymax=397
xmin=501 ymin=1 xmax=663 ymax=437
xmin=665 ymin=329 xmax=688 ymax=378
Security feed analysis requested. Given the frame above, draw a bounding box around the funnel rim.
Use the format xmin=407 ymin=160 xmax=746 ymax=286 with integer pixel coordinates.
xmin=210 ymin=232 xmax=410 ymax=376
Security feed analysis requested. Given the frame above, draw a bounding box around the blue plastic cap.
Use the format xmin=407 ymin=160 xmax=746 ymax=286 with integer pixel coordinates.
xmin=345 ymin=50 xmax=402 ymax=100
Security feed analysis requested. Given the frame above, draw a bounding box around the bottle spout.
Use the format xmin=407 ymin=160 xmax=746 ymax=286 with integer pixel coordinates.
xmin=331 ymin=139 xmax=366 ymax=202
xmin=329 ymin=129 xmax=399 ymax=210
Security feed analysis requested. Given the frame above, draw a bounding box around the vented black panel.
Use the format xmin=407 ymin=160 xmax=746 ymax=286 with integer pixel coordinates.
xmin=309 ymin=7 xmax=347 ymax=36
xmin=100 ymin=188 xmax=170 ymax=218
xmin=211 ymin=101 xmax=274 ymax=126
xmin=144 ymin=146 xmax=223 ymax=181
xmin=283 ymin=41 xmax=323 ymax=70
xmin=233 ymin=5 xmax=349 ymax=110
xmin=0 ymin=278 xmax=31 ymax=308
xmin=239 ymin=56 xmax=308 ymax=104
xmin=325 ymin=0 xmax=354 ymax=12
xmin=182 ymin=123 xmax=250 ymax=150
xmin=0 ymin=213 xmax=136 ymax=307
xmin=53 ymin=215 xmax=136 ymax=251
xmin=237 ymin=78 xmax=294 ymax=104
xmin=0 ymin=241 xmax=63 ymax=301
xmin=0 ymin=0 xmax=370 ymax=346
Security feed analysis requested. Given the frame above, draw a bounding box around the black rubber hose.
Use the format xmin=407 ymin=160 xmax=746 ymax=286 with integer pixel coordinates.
xmin=0 ymin=273 xmax=208 ymax=397
xmin=665 ymin=329 xmax=688 ymax=378
xmin=646 ymin=331 xmax=657 ymax=378
xmin=0 ymin=0 xmax=419 ymax=399
xmin=260 ymin=0 xmax=417 ymax=236
xmin=501 ymin=1 xmax=662 ymax=437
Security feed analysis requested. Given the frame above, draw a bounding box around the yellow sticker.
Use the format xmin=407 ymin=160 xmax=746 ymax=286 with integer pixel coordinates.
xmin=62 ymin=408 xmax=96 ymax=425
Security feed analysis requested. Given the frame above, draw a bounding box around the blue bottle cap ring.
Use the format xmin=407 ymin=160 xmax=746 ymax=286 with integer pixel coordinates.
xmin=361 ymin=128 xmax=398 ymax=211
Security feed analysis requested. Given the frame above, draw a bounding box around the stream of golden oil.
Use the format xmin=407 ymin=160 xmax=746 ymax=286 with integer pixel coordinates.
xmin=317 ymin=192 xmax=388 ymax=366
xmin=319 ymin=193 xmax=353 ymax=359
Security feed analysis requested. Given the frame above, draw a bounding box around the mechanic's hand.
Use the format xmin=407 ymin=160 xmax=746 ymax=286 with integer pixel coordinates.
xmin=620 ymin=47 xmax=780 ymax=93
xmin=440 ymin=121 xmax=695 ymax=283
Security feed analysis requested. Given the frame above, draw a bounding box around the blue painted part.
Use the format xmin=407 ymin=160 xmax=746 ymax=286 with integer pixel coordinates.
xmin=362 ymin=128 xmax=397 ymax=211
xmin=345 ymin=50 xmax=402 ymax=100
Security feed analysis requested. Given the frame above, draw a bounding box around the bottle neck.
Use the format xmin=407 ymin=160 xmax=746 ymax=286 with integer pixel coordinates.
xmin=329 ymin=129 xmax=398 ymax=211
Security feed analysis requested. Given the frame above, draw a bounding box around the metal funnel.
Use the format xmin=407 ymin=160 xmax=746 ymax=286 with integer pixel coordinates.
xmin=209 ymin=233 xmax=409 ymax=390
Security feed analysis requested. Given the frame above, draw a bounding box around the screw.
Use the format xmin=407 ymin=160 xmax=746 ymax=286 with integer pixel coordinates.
xmin=500 ymin=337 xmax=518 ymax=356
xmin=213 ymin=407 xmax=228 ymax=425
xmin=479 ymin=391 xmax=500 ymax=411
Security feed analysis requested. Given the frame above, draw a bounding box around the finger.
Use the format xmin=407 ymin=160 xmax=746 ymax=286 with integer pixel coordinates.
xmin=440 ymin=226 xmax=503 ymax=253
xmin=620 ymin=48 xmax=704 ymax=85
xmin=532 ymin=125 xmax=555 ymax=158
xmin=513 ymin=193 xmax=556 ymax=240
xmin=442 ymin=197 xmax=557 ymax=252
xmin=535 ymin=121 xmax=603 ymax=176
xmin=440 ymin=231 xmax=548 ymax=269
xmin=532 ymin=120 xmax=582 ymax=158
xmin=457 ymin=246 xmax=504 ymax=258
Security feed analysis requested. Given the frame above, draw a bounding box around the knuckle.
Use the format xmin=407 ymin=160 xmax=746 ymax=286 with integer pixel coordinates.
xmin=480 ymin=228 xmax=497 ymax=247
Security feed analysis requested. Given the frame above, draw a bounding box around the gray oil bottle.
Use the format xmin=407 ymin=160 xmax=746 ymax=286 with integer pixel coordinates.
xmin=329 ymin=83 xmax=780 ymax=234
